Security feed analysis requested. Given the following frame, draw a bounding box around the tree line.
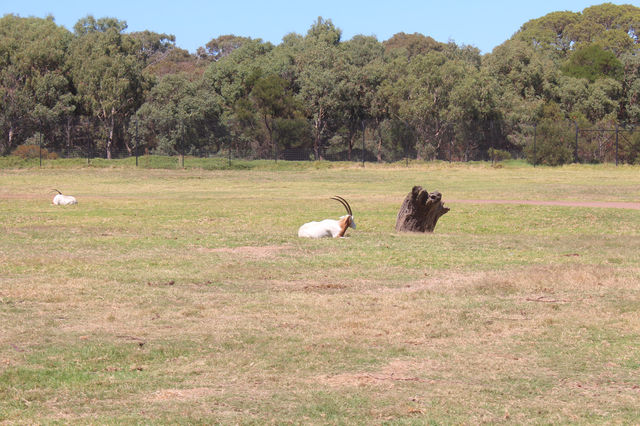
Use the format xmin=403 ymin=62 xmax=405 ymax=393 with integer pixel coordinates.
xmin=2 ymin=3 xmax=640 ymax=165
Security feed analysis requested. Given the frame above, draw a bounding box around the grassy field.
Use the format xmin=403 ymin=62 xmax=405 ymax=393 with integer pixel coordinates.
xmin=1 ymin=160 xmax=639 ymax=424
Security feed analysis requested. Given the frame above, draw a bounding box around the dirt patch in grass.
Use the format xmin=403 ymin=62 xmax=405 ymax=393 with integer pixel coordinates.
xmin=451 ymin=199 xmax=640 ymax=210
xmin=201 ymin=245 xmax=292 ymax=258
xmin=303 ymin=283 xmax=348 ymax=291
xmin=319 ymin=359 xmax=435 ymax=388
xmin=147 ymin=387 xmax=220 ymax=402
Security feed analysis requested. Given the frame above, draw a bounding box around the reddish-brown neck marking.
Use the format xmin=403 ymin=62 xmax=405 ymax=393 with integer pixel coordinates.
xmin=336 ymin=216 xmax=351 ymax=238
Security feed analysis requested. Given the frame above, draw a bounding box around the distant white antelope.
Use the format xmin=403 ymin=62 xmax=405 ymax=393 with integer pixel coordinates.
xmin=298 ymin=196 xmax=356 ymax=238
xmin=51 ymin=189 xmax=77 ymax=205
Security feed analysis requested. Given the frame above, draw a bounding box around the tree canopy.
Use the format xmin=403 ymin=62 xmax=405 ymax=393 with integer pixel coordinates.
xmin=1 ymin=4 xmax=640 ymax=165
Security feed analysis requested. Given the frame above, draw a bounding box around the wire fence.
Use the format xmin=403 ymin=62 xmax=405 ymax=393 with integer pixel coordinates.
xmin=8 ymin=119 xmax=640 ymax=167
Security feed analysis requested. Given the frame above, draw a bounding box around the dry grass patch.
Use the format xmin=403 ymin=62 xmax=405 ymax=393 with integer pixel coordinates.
xmin=320 ymin=358 xmax=436 ymax=388
xmin=202 ymin=244 xmax=293 ymax=259
xmin=146 ymin=387 xmax=221 ymax=402
xmin=3 ymin=264 xmax=639 ymax=422
xmin=292 ymin=265 xmax=640 ymax=421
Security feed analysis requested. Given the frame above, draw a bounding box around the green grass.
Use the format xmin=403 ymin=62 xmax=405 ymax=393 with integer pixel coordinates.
xmin=1 ymin=161 xmax=640 ymax=423
xmin=0 ymin=154 xmax=361 ymax=171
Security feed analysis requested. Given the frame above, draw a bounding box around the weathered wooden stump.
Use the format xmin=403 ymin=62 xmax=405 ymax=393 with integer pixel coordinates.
xmin=395 ymin=186 xmax=450 ymax=233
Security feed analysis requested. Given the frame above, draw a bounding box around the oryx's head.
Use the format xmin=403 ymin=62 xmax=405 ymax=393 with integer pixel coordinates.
xmin=331 ymin=196 xmax=356 ymax=229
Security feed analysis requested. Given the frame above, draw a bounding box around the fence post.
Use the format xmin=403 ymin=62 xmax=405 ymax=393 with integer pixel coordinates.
xmin=615 ymin=123 xmax=619 ymax=166
xmin=39 ymin=132 xmax=42 ymax=168
xmin=533 ymin=122 xmax=537 ymax=167
xmin=228 ymin=138 xmax=232 ymax=167
xmin=574 ymin=121 xmax=579 ymax=163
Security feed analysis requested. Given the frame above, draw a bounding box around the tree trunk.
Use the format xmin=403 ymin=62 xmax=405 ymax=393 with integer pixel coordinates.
xmin=395 ymin=186 xmax=450 ymax=233
xmin=66 ymin=117 xmax=72 ymax=157
xmin=313 ymin=108 xmax=325 ymax=161
xmin=7 ymin=125 xmax=14 ymax=154
xmin=106 ymin=110 xmax=115 ymax=160
xmin=348 ymin=130 xmax=354 ymax=161
xmin=123 ymin=120 xmax=132 ymax=155
xmin=313 ymin=117 xmax=321 ymax=160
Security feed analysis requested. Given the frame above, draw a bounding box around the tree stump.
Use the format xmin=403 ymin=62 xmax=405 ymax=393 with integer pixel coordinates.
xmin=395 ymin=186 xmax=450 ymax=233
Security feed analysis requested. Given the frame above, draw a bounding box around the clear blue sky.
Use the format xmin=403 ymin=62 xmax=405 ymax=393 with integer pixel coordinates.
xmin=3 ymin=0 xmax=637 ymax=54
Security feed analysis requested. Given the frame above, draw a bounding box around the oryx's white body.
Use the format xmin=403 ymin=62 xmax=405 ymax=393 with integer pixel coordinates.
xmin=298 ymin=196 xmax=356 ymax=238
xmin=52 ymin=189 xmax=77 ymax=205
xmin=298 ymin=215 xmax=356 ymax=238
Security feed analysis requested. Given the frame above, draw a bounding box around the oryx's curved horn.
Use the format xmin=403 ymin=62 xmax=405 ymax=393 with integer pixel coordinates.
xmin=331 ymin=196 xmax=352 ymax=216
xmin=52 ymin=189 xmax=62 ymax=194
xmin=334 ymin=196 xmax=352 ymax=216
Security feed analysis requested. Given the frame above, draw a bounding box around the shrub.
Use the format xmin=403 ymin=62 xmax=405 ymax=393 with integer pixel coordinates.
xmin=12 ymin=144 xmax=58 ymax=160
xmin=620 ymin=130 xmax=640 ymax=164
xmin=525 ymin=120 xmax=575 ymax=166
xmin=488 ymin=148 xmax=512 ymax=164
xmin=525 ymin=103 xmax=575 ymax=166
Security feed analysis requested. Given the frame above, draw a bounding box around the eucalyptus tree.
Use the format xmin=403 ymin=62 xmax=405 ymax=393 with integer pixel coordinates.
xmin=381 ymin=34 xmax=501 ymax=160
xmin=142 ymin=47 xmax=205 ymax=78
xmin=295 ymin=17 xmax=344 ymax=159
xmin=204 ymin=37 xmax=273 ymax=107
xmin=68 ymin=16 xmax=147 ymax=159
xmin=249 ymin=73 xmax=309 ymax=155
xmin=203 ymin=38 xmax=274 ymax=156
xmin=0 ymin=15 xmax=74 ymax=154
xmin=336 ymin=35 xmax=386 ymax=160
xmin=555 ymin=64 xmax=621 ymax=126
xmin=197 ymin=35 xmax=252 ymax=61
xmin=446 ymin=68 xmax=503 ymax=159
xmin=567 ymin=3 xmax=640 ymax=55
xmin=502 ymin=3 xmax=640 ymax=125
xmin=130 ymin=30 xmax=176 ymax=66
xmin=513 ymin=11 xmax=580 ymax=58
xmin=523 ymin=102 xmax=575 ymax=166
xmin=485 ymin=39 xmax=560 ymax=119
xmin=562 ymin=44 xmax=624 ymax=83
xmin=242 ymin=34 xmax=313 ymax=154
xmin=135 ymin=73 xmax=224 ymax=159
xmin=557 ymin=45 xmax=623 ymax=123
xmin=488 ymin=4 xmax=634 ymax=165
xmin=514 ymin=3 xmax=640 ymax=58
xmin=0 ymin=15 xmax=34 ymax=154
xmin=620 ymin=53 xmax=640 ymax=123
xmin=383 ymin=32 xmax=445 ymax=59
xmin=376 ymin=32 xmax=447 ymax=160
xmin=367 ymin=63 xmax=392 ymax=162
xmin=129 ymin=30 xmax=196 ymax=81
xmin=264 ymin=32 xmax=304 ymax=92
xmin=482 ymin=39 xmax=559 ymax=158
xmin=384 ymin=49 xmax=472 ymax=160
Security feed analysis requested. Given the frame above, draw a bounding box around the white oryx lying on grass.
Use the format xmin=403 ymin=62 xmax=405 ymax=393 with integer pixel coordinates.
xmin=51 ymin=189 xmax=78 ymax=205
xmin=298 ymin=196 xmax=356 ymax=238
